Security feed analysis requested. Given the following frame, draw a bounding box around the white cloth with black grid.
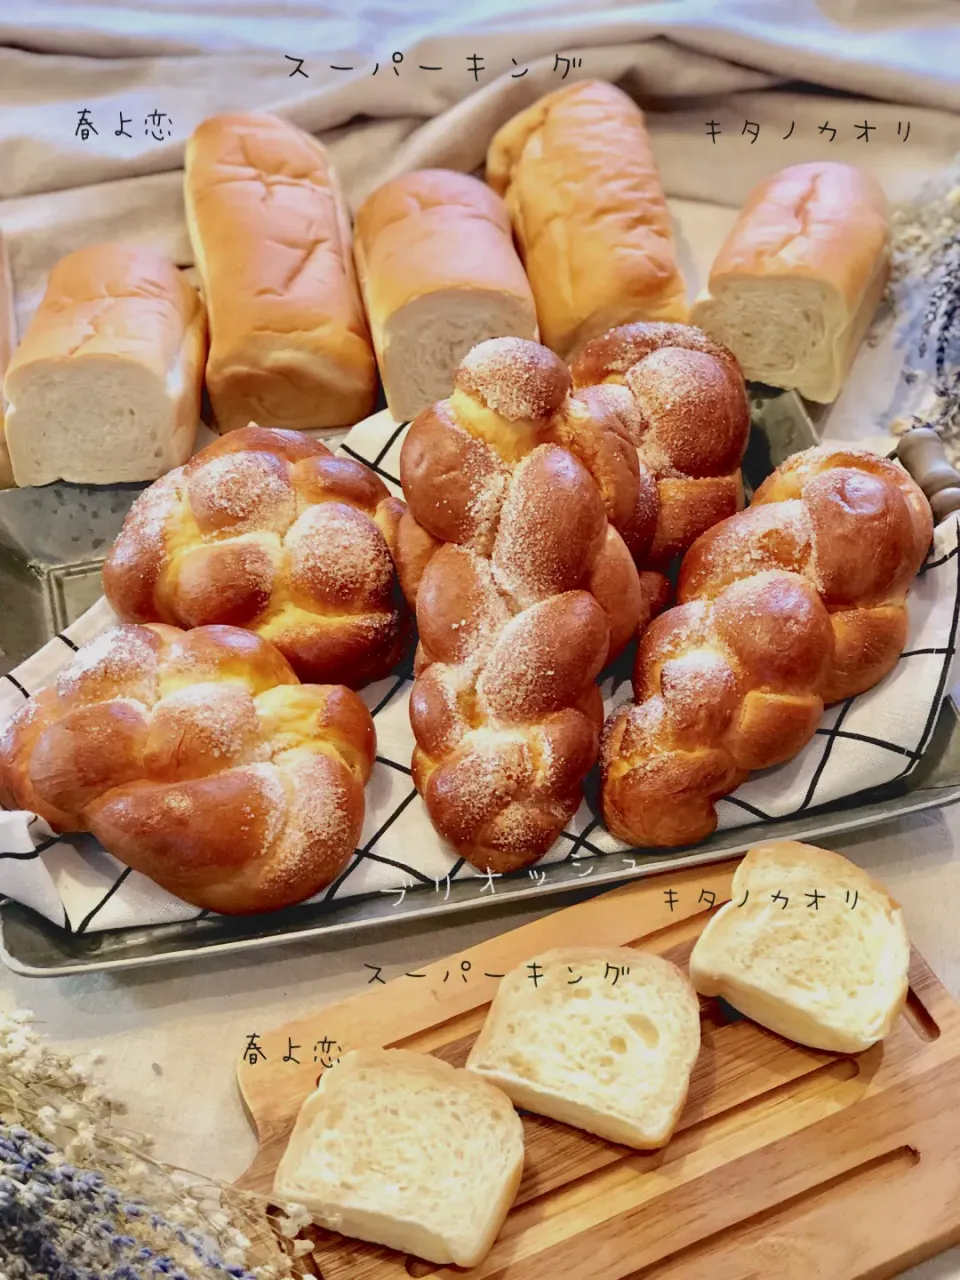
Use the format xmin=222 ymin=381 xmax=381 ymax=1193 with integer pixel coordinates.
xmin=0 ymin=413 xmax=957 ymax=935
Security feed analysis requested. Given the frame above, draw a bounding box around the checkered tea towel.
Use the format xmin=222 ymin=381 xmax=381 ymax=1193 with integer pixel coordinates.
xmin=1 ymin=411 xmax=957 ymax=934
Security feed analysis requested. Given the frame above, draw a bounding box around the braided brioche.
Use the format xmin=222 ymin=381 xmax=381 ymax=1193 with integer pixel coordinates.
xmin=602 ymin=447 xmax=933 ymax=848
xmin=103 ymin=426 xmax=408 ymax=689
xmin=394 ymin=337 xmax=645 ymax=872
xmin=0 ymin=624 xmax=375 ymax=913
xmin=570 ymin=322 xmax=750 ymax=581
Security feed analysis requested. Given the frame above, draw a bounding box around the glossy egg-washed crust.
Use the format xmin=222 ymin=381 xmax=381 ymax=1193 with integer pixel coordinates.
xmin=394 ymin=336 xmax=648 ymax=873
xmin=602 ymin=447 xmax=934 ymax=848
xmin=102 ymin=426 xmax=409 ymax=690
xmin=0 ymin=624 xmax=376 ymax=914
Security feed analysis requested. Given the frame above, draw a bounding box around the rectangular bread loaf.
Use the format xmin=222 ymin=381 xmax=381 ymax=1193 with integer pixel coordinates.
xmin=2 ymin=243 xmax=206 ymax=487
xmin=184 ymin=113 xmax=377 ymax=433
xmin=352 ymin=168 xmax=538 ymax=423
xmin=486 ymin=80 xmax=688 ymax=359
xmin=690 ymin=162 xmax=890 ymax=403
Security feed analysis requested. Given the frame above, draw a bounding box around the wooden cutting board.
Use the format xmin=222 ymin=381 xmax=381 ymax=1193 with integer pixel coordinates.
xmin=236 ymin=858 xmax=960 ymax=1280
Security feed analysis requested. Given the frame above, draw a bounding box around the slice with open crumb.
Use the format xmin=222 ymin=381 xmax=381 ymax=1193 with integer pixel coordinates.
xmin=689 ymin=841 xmax=910 ymax=1053
xmin=466 ymin=946 xmax=701 ymax=1148
xmin=273 ymin=1048 xmax=524 ymax=1266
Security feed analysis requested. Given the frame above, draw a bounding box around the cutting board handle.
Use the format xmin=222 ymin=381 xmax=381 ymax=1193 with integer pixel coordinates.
xmin=897 ymin=426 xmax=960 ymax=523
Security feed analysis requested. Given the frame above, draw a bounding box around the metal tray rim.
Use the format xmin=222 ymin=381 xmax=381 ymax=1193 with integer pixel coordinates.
xmin=4 ymin=776 xmax=959 ymax=978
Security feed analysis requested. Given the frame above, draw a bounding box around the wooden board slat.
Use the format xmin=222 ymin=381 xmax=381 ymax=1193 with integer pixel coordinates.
xmin=236 ymin=857 xmax=960 ymax=1280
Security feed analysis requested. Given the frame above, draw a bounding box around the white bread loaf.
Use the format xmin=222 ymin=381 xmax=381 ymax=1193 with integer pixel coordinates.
xmin=689 ymin=842 xmax=910 ymax=1053
xmin=2 ymin=243 xmax=206 ymax=487
xmin=467 ymin=946 xmax=701 ymax=1148
xmin=184 ymin=113 xmax=377 ymax=434
xmin=690 ymin=162 xmax=889 ymax=403
xmin=353 ymin=169 xmax=538 ymax=423
xmin=486 ymin=80 xmax=689 ymax=359
xmin=273 ymin=1048 xmax=524 ymax=1267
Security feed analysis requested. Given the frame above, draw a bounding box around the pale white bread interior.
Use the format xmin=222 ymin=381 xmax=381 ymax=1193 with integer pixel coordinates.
xmin=353 ymin=168 xmax=538 ymax=422
xmin=690 ymin=161 xmax=889 ymax=403
xmin=272 ymin=1048 xmax=524 ymax=1267
xmin=2 ymin=243 xmax=206 ymax=487
xmin=184 ymin=113 xmax=377 ymax=434
xmin=689 ymin=841 xmax=910 ymax=1054
xmin=466 ymin=946 xmax=701 ymax=1148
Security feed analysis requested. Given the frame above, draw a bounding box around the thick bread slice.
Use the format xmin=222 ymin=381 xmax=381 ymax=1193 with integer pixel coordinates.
xmin=273 ymin=1048 xmax=524 ymax=1267
xmin=466 ymin=946 xmax=701 ymax=1148
xmin=689 ymin=841 xmax=910 ymax=1053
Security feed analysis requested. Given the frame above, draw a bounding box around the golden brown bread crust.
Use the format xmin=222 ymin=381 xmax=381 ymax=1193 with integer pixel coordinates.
xmin=571 ymin=322 xmax=750 ymax=570
xmin=0 ymin=624 xmax=375 ymax=913
xmin=703 ymin=161 xmax=889 ymax=316
xmin=486 ymin=80 xmax=688 ymax=358
xmin=184 ymin=113 xmax=377 ymax=433
xmin=102 ymin=426 xmax=409 ymax=689
xmin=601 ymin=447 xmax=933 ymax=847
xmin=353 ymin=168 xmax=536 ymax=329
xmin=689 ymin=162 xmax=890 ymax=404
xmin=395 ymin=337 xmax=645 ymax=872
xmin=352 ymin=169 xmax=537 ymax=420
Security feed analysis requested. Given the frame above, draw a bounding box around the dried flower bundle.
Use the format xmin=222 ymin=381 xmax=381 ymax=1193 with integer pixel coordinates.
xmin=0 ymin=1010 xmax=313 ymax=1279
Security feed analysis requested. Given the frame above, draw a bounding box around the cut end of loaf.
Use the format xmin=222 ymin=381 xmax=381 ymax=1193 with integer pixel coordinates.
xmin=691 ymin=280 xmax=843 ymax=403
xmin=379 ymin=289 xmax=538 ymax=423
xmin=4 ymin=357 xmax=197 ymax=486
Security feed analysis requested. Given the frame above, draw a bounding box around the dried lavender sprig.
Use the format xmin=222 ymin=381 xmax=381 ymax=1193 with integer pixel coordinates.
xmin=0 ymin=1122 xmax=257 ymax=1280
xmin=0 ymin=1011 xmax=314 ymax=1280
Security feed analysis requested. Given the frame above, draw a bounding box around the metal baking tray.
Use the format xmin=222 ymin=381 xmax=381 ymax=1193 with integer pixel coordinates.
xmin=2 ymin=701 xmax=959 ymax=975
xmin=3 ymin=389 xmax=957 ymax=976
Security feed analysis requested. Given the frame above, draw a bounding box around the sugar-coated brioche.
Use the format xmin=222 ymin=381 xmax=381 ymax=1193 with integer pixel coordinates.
xmin=185 ymin=113 xmax=377 ymax=433
xmin=395 ymin=336 xmax=645 ymax=872
xmin=690 ymin=162 xmax=889 ymax=403
xmin=487 ymin=80 xmax=688 ymax=358
xmin=570 ymin=321 xmax=750 ymax=570
xmin=273 ymin=1048 xmax=524 ymax=1267
xmin=602 ymin=446 xmax=933 ymax=847
xmin=102 ymin=426 xmax=408 ymax=689
xmin=2 ymin=243 xmax=205 ymax=487
xmin=467 ymin=946 xmax=701 ymax=1148
xmin=353 ymin=169 xmax=538 ymax=423
xmin=689 ymin=842 xmax=910 ymax=1053
xmin=0 ymin=623 xmax=375 ymax=914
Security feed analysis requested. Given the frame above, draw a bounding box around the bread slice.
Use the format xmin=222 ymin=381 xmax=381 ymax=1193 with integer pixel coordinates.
xmin=690 ymin=162 xmax=889 ymax=403
xmin=466 ymin=946 xmax=701 ymax=1148
xmin=272 ymin=1048 xmax=524 ymax=1267
xmin=3 ymin=243 xmax=206 ymax=486
xmin=689 ymin=841 xmax=910 ymax=1053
